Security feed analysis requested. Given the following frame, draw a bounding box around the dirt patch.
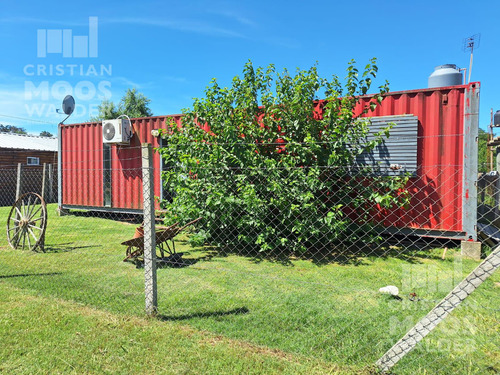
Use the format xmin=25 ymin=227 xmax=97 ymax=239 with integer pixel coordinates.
xmin=195 ymin=332 xmax=369 ymax=374
xmin=200 ymin=334 xmax=295 ymax=361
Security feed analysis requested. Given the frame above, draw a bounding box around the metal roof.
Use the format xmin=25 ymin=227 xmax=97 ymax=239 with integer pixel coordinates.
xmin=0 ymin=133 xmax=58 ymax=152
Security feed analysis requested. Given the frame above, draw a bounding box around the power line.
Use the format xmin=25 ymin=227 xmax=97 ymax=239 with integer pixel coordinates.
xmin=0 ymin=113 xmax=57 ymax=125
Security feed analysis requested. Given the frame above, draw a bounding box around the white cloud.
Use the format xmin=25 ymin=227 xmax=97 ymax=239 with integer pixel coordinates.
xmin=0 ymin=13 xmax=248 ymax=38
xmin=102 ymin=17 xmax=247 ymax=39
xmin=205 ymin=9 xmax=258 ymax=28
xmin=0 ymin=82 xmax=96 ymax=131
xmin=0 ymin=17 xmax=90 ymax=27
xmin=0 ymin=87 xmax=58 ymax=133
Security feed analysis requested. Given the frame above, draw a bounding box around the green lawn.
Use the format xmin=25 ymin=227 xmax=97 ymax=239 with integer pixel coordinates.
xmin=0 ymin=204 xmax=498 ymax=374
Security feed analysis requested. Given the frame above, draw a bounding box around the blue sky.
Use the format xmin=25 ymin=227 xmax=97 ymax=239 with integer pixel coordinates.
xmin=0 ymin=0 xmax=497 ymax=135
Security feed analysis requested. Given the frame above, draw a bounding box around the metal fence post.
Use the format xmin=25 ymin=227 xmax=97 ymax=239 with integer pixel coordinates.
xmin=462 ymin=83 xmax=479 ymax=241
xmin=42 ymin=163 xmax=47 ymax=200
xmin=48 ymin=164 xmax=54 ymax=203
xmin=16 ymin=163 xmax=23 ymax=200
xmin=376 ymin=245 xmax=500 ymax=373
xmin=142 ymin=143 xmax=158 ymax=315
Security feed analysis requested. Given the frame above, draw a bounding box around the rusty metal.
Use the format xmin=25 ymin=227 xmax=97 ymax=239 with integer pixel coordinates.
xmin=122 ymin=217 xmax=201 ymax=262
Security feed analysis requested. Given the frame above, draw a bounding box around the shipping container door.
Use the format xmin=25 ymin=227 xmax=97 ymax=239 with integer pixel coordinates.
xmin=103 ymin=143 xmax=111 ymax=207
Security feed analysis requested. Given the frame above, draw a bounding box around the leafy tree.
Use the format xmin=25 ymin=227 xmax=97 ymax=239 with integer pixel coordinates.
xmin=119 ymin=88 xmax=153 ymax=118
xmin=39 ymin=130 xmax=53 ymax=137
xmin=0 ymin=124 xmax=27 ymax=134
xmin=91 ymin=88 xmax=153 ymax=121
xmin=478 ymin=128 xmax=489 ymax=173
xmin=92 ymin=100 xmax=119 ymax=121
xmin=158 ymin=60 xmax=409 ymax=256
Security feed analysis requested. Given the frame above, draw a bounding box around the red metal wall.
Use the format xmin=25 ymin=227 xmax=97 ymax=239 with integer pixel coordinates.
xmin=61 ymin=115 xmax=182 ymax=211
xmin=60 ymin=84 xmax=476 ymax=235
xmin=355 ymin=85 xmax=469 ymax=232
xmin=61 ymin=122 xmax=103 ymax=207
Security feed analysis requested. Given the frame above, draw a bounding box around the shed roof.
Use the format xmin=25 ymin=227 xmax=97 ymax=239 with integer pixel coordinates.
xmin=0 ymin=133 xmax=58 ymax=152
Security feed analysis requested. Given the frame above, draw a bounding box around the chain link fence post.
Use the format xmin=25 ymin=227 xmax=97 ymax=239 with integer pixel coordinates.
xmin=48 ymin=163 xmax=54 ymax=202
xmin=41 ymin=163 xmax=47 ymax=200
xmin=376 ymin=245 xmax=500 ymax=373
xmin=142 ymin=143 xmax=158 ymax=315
xmin=15 ymin=162 xmax=23 ymax=200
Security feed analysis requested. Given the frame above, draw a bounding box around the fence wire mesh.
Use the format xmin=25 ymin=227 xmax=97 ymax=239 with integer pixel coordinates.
xmin=0 ymin=145 xmax=498 ymax=375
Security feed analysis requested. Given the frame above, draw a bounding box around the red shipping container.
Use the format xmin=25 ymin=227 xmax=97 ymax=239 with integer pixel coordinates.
xmin=59 ymin=83 xmax=479 ymax=240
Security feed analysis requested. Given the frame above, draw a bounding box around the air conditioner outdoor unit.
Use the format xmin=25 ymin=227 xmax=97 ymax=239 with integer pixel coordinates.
xmin=102 ymin=119 xmax=131 ymax=144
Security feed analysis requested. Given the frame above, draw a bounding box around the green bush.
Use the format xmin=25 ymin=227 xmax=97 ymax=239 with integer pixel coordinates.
xmin=158 ymin=59 xmax=409 ymax=256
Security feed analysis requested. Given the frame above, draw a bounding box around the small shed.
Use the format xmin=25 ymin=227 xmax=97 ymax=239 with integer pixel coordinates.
xmin=0 ymin=133 xmax=58 ymax=206
xmin=59 ymin=82 xmax=479 ymax=241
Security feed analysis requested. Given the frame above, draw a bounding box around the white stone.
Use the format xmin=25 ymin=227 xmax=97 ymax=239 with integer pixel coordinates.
xmin=379 ymin=285 xmax=399 ymax=296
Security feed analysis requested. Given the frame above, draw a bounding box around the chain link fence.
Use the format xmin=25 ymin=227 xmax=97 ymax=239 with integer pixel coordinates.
xmin=0 ymin=144 xmax=498 ymax=374
xmin=0 ymin=164 xmax=57 ymax=207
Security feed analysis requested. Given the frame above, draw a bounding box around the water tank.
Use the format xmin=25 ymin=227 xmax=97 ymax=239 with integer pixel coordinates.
xmin=494 ymin=110 xmax=500 ymax=127
xmin=428 ymin=64 xmax=463 ymax=88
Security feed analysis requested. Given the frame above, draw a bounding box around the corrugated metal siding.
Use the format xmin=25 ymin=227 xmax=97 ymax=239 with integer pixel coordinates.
xmin=60 ymin=85 xmax=474 ymax=235
xmin=0 ymin=133 xmax=57 ymax=151
xmin=61 ymin=122 xmax=104 ymax=207
xmin=355 ymin=85 xmax=469 ymax=232
xmin=61 ymin=115 xmax=182 ymax=210
xmin=110 ymin=116 xmax=168 ymax=210
xmin=355 ymin=115 xmax=418 ymax=174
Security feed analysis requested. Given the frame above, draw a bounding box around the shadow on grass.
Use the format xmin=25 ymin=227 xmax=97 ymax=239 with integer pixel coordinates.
xmin=43 ymin=243 xmax=101 ymax=253
xmin=0 ymin=272 xmax=62 ymax=279
xmin=128 ymin=252 xmax=207 ymax=269
xmin=157 ymin=253 xmax=200 ymax=268
xmin=60 ymin=210 xmax=142 ymax=224
xmin=157 ymin=307 xmax=249 ymax=321
xmin=306 ymin=243 xmax=423 ymax=266
xmin=185 ymin=235 xmax=461 ymax=267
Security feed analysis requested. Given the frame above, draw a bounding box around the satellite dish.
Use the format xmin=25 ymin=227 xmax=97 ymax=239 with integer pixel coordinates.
xmin=62 ymin=95 xmax=75 ymax=115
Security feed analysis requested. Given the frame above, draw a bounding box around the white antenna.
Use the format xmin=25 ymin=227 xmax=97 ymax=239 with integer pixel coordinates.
xmin=463 ymin=34 xmax=480 ymax=83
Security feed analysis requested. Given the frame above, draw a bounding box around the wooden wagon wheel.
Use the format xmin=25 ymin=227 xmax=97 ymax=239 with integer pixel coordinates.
xmin=6 ymin=192 xmax=47 ymax=252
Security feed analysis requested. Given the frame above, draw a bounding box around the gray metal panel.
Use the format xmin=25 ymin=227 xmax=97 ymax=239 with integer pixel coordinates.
xmin=462 ymin=83 xmax=480 ymax=241
xmin=355 ymin=115 xmax=418 ymax=175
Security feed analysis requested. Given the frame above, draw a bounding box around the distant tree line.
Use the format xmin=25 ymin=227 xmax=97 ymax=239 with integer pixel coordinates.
xmin=0 ymin=124 xmax=53 ymax=137
xmin=0 ymin=124 xmax=27 ymax=134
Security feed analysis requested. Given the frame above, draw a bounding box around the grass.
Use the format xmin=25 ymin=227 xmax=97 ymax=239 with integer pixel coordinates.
xmin=0 ymin=204 xmax=498 ymax=374
xmin=0 ymin=283 xmax=346 ymax=375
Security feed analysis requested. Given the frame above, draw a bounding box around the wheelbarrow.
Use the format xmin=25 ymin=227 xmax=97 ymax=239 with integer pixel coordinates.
xmin=121 ymin=217 xmax=201 ymax=262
